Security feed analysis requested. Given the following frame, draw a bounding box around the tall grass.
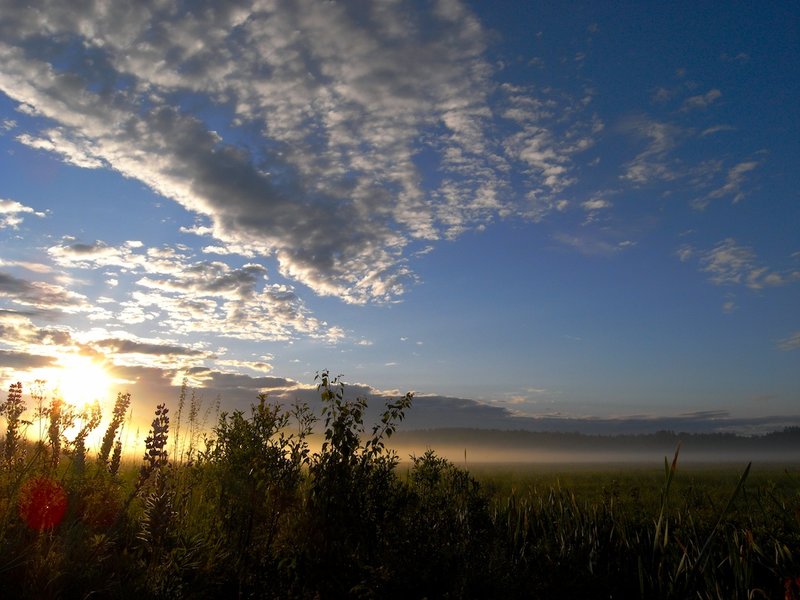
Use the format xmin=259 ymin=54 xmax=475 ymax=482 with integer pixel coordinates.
xmin=0 ymin=375 xmax=798 ymax=598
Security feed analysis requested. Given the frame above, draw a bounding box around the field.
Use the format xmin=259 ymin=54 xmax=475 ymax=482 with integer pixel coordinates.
xmin=1 ymin=375 xmax=799 ymax=599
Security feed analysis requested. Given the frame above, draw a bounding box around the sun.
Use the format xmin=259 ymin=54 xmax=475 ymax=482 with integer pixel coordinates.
xmin=29 ymin=354 xmax=118 ymax=449
xmin=45 ymin=354 xmax=115 ymax=408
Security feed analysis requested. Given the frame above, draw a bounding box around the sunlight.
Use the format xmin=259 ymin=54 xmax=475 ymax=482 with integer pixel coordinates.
xmin=46 ymin=354 xmax=114 ymax=408
xmin=28 ymin=354 xmax=119 ymax=450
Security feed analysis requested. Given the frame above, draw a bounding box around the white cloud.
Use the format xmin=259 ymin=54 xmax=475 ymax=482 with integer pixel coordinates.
xmin=17 ymin=129 xmax=105 ymax=169
xmin=619 ymin=117 xmax=684 ymax=184
xmin=676 ymin=245 xmax=694 ymax=262
xmin=0 ymin=1 xmax=518 ymax=304
xmin=552 ymin=232 xmax=621 ymax=257
xmin=695 ymin=160 xmax=759 ymax=208
xmin=695 ymin=238 xmax=800 ymax=289
xmin=46 ymin=238 xmax=345 ymax=342
xmin=681 ymin=89 xmax=722 ymax=111
xmin=700 ymin=124 xmax=736 ymax=137
xmin=581 ymin=198 xmax=611 ymax=211
xmin=0 ymin=198 xmax=43 ymax=228
xmin=0 ymin=1 xmax=616 ymax=306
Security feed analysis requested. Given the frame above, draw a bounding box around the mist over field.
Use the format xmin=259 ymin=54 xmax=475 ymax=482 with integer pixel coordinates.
xmin=389 ymin=427 xmax=800 ymax=464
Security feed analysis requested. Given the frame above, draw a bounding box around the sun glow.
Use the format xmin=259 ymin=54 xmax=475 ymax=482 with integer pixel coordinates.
xmin=24 ymin=354 xmax=120 ymax=451
xmin=45 ymin=355 xmax=114 ymax=408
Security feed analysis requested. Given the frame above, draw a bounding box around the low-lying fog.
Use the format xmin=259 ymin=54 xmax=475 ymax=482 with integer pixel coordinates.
xmin=390 ymin=444 xmax=799 ymax=465
xmin=388 ymin=428 xmax=800 ymax=465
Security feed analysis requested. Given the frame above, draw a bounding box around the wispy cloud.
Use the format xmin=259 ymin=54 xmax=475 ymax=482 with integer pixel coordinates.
xmin=720 ymin=52 xmax=750 ymax=64
xmin=0 ymin=259 xmax=52 ymax=274
xmin=694 ymin=160 xmax=760 ymax=208
xmin=777 ymin=331 xmax=800 ymax=352
xmin=580 ymin=196 xmax=612 ymax=224
xmin=17 ymin=130 xmax=105 ymax=169
xmin=689 ymin=238 xmax=800 ymax=289
xmin=619 ymin=116 xmax=684 ymax=184
xmin=681 ymin=89 xmax=722 ymax=112
xmin=700 ymin=124 xmax=736 ymax=137
xmin=552 ymin=232 xmax=627 ymax=257
xmin=501 ymin=83 xmax=602 ymax=200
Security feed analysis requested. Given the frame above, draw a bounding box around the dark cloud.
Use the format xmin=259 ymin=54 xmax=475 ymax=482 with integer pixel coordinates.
xmin=0 ymin=349 xmax=57 ymax=369
xmin=0 ymin=271 xmax=87 ymax=310
xmin=0 ymin=272 xmax=38 ymax=295
xmin=141 ymin=261 xmax=266 ymax=299
xmin=92 ymin=338 xmax=206 ymax=357
xmin=66 ymin=241 xmax=110 ymax=254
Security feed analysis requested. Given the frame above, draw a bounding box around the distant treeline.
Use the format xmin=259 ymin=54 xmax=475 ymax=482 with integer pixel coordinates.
xmin=393 ymin=426 xmax=800 ymax=456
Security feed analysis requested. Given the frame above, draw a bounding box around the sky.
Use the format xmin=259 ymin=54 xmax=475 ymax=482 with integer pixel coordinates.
xmin=0 ymin=0 xmax=798 ymax=442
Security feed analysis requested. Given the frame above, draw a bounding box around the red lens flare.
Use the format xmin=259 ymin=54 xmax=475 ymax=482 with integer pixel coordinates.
xmin=18 ymin=476 xmax=68 ymax=531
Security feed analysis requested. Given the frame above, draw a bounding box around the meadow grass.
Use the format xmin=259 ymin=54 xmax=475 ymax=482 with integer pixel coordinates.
xmin=1 ymin=375 xmax=798 ymax=599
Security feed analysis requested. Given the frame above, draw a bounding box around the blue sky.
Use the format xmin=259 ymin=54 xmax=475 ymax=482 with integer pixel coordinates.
xmin=0 ymin=0 xmax=798 ymax=439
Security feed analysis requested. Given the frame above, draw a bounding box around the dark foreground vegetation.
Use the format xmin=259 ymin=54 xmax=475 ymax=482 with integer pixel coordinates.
xmin=1 ymin=373 xmax=799 ymax=599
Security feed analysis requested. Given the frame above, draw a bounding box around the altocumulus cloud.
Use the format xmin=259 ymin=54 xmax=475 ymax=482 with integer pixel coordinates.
xmin=0 ymin=0 xmax=603 ymax=306
xmin=47 ymin=239 xmax=342 ymax=342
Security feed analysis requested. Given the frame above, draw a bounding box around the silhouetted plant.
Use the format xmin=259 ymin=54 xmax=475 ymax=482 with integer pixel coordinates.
xmin=109 ymin=438 xmax=123 ymax=476
xmin=198 ymin=394 xmax=313 ymax=593
xmin=173 ymin=377 xmax=187 ymax=464
xmin=43 ymin=395 xmax=72 ymax=470
xmin=395 ymin=449 xmax=498 ymax=598
xmin=1 ymin=382 xmax=27 ymax=471
xmin=98 ymin=392 xmax=131 ymax=468
xmin=138 ymin=403 xmax=170 ymax=491
xmin=67 ymin=400 xmax=102 ymax=478
xmin=294 ymin=370 xmax=413 ymax=597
